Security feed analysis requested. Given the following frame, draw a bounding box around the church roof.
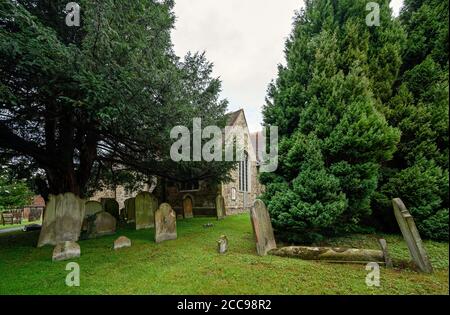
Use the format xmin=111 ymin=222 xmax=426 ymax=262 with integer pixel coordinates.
xmin=225 ymin=109 xmax=245 ymax=126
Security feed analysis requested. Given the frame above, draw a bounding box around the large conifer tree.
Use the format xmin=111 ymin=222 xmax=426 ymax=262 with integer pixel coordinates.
xmin=262 ymin=0 xmax=403 ymax=242
xmin=373 ymin=0 xmax=449 ymax=240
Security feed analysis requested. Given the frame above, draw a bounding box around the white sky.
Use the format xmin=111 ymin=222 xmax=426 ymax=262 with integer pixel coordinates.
xmin=172 ymin=0 xmax=404 ymax=132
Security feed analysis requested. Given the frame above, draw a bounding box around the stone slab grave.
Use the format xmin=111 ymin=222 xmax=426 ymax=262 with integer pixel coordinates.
xmin=154 ymin=203 xmax=177 ymax=243
xmin=216 ymin=195 xmax=226 ymax=220
xmin=250 ymin=199 xmax=277 ymax=256
xmin=101 ymin=198 xmax=120 ymax=221
xmin=85 ymin=201 xmax=103 ymax=218
xmin=52 ymin=241 xmax=80 ymax=261
xmin=38 ymin=193 xmax=86 ymax=247
xmin=392 ymin=198 xmax=433 ymax=273
xmin=124 ymin=198 xmax=136 ymax=223
xmin=135 ymin=192 xmax=158 ymax=230
xmin=269 ymin=246 xmax=385 ymax=264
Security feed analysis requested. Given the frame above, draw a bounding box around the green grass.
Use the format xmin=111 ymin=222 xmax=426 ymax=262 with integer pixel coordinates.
xmin=0 ymin=214 xmax=448 ymax=295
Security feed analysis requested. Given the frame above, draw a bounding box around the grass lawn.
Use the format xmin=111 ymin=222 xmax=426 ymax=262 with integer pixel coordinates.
xmin=0 ymin=214 xmax=448 ymax=295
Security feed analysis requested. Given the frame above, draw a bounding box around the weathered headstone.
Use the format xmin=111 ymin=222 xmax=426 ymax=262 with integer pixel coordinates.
xmin=85 ymin=201 xmax=103 ymax=218
xmin=124 ymin=198 xmax=136 ymax=223
xmin=101 ymin=198 xmax=120 ymax=221
xmin=183 ymin=196 xmax=194 ymax=219
xmin=52 ymin=241 xmax=81 ymax=261
xmin=378 ymin=239 xmax=393 ymax=268
xmin=135 ymin=192 xmax=158 ymax=230
xmin=392 ymin=198 xmax=433 ymax=273
xmin=114 ymin=236 xmax=131 ymax=250
xmin=250 ymin=199 xmax=277 ymax=256
xmin=80 ymin=210 xmax=116 ymax=240
xmin=38 ymin=193 xmax=85 ymax=247
xmin=154 ymin=203 xmax=177 ymax=243
xmin=93 ymin=212 xmax=117 ymax=237
xmin=216 ymin=195 xmax=226 ymax=220
xmin=217 ymin=235 xmax=228 ymax=254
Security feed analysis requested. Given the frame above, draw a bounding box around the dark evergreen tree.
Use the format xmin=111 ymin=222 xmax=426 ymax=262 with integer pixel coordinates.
xmin=373 ymin=0 xmax=449 ymax=240
xmin=261 ymin=0 xmax=403 ymax=242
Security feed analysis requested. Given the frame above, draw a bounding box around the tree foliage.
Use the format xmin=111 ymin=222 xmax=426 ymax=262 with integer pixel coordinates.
xmin=0 ymin=0 xmax=232 ymax=199
xmin=373 ymin=0 xmax=449 ymax=240
xmin=261 ymin=0 xmax=403 ymax=243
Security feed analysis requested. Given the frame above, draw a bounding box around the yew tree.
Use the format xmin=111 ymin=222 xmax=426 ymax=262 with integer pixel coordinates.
xmin=0 ymin=0 xmax=230 ymax=200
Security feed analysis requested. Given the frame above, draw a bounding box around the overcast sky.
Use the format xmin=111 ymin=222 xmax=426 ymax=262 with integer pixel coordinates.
xmin=172 ymin=0 xmax=404 ymax=132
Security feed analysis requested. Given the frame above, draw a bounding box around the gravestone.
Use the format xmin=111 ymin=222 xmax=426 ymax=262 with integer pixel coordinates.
xmin=38 ymin=193 xmax=85 ymax=247
xmin=250 ymin=199 xmax=277 ymax=256
xmin=52 ymin=241 xmax=80 ymax=261
xmin=85 ymin=201 xmax=103 ymax=218
xmin=81 ymin=211 xmax=117 ymax=239
xmin=378 ymin=239 xmax=393 ymax=268
xmin=135 ymin=192 xmax=158 ymax=230
xmin=114 ymin=236 xmax=131 ymax=250
xmin=124 ymin=198 xmax=136 ymax=223
xmin=154 ymin=203 xmax=177 ymax=243
xmin=216 ymin=195 xmax=226 ymax=220
xmin=101 ymin=198 xmax=120 ymax=221
xmin=217 ymin=235 xmax=228 ymax=254
xmin=392 ymin=198 xmax=433 ymax=273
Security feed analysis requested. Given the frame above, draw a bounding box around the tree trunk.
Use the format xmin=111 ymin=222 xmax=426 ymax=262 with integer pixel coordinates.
xmin=269 ymin=246 xmax=385 ymax=264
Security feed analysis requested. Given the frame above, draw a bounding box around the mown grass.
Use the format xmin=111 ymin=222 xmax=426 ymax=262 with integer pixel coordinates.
xmin=0 ymin=214 xmax=448 ymax=295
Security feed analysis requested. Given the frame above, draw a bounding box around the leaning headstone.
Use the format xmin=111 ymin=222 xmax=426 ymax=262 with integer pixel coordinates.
xmin=52 ymin=241 xmax=81 ymax=261
xmin=154 ymin=203 xmax=177 ymax=243
xmin=378 ymin=239 xmax=393 ymax=269
xmin=114 ymin=236 xmax=131 ymax=250
xmin=38 ymin=193 xmax=86 ymax=247
xmin=135 ymin=192 xmax=158 ymax=230
xmin=250 ymin=199 xmax=277 ymax=256
xmin=217 ymin=235 xmax=228 ymax=254
xmin=216 ymin=195 xmax=226 ymax=220
xmin=85 ymin=201 xmax=103 ymax=218
xmin=101 ymin=198 xmax=120 ymax=221
xmin=124 ymin=198 xmax=136 ymax=223
xmin=392 ymin=198 xmax=433 ymax=273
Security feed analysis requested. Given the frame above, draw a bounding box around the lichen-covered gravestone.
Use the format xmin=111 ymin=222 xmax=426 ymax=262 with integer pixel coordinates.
xmin=101 ymin=198 xmax=120 ymax=221
xmin=85 ymin=201 xmax=103 ymax=218
xmin=154 ymin=203 xmax=177 ymax=243
xmin=392 ymin=198 xmax=433 ymax=273
xmin=93 ymin=212 xmax=117 ymax=237
xmin=124 ymin=198 xmax=136 ymax=223
xmin=250 ymin=199 xmax=277 ymax=256
xmin=38 ymin=193 xmax=85 ymax=247
xmin=216 ymin=195 xmax=226 ymax=220
xmin=135 ymin=192 xmax=158 ymax=230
